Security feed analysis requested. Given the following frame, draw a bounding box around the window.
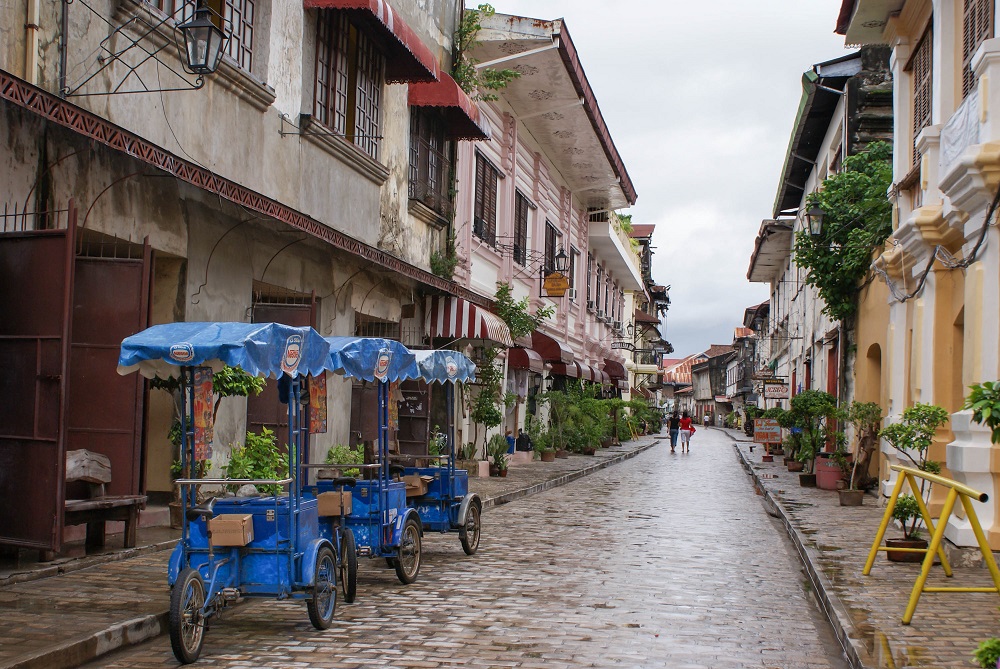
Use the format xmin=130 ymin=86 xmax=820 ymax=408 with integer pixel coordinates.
xmin=544 ymin=221 xmax=559 ymax=272
xmin=147 ymin=1 xmax=254 ymax=72
xmin=315 ymin=10 xmax=385 ymax=161
xmin=604 ymin=276 xmax=610 ymax=316
xmin=963 ymin=0 xmax=994 ymax=98
xmin=595 ymin=265 xmax=604 ymax=312
xmin=513 ymin=192 xmax=531 ymax=266
xmin=474 ymin=153 xmax=499 ymax=245
xmin=618 ymin=288 xmax=624 ymax=322
xmin=907 ymin=25 xmax=933 ymax=167
xmin=569 ymin=247 xmax=579 ymax=291
xmin=409 ymin=109 xmax=452 ymax=216
xmin=586 ymin=253 xmax=593 ymax=304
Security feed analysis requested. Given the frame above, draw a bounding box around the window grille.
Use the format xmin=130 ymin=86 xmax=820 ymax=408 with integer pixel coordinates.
xmin=474 ymin=153 xmax=498 ymax=246
xmin=544 ymin=221 xmax=558 ymax=272
xmin=409 ymin=110 xmax=452 ymax=216
xmin=513 ymin=192 xmax=530 ymax=265
xmin=224 ymin=0 xmax=254 ymax=73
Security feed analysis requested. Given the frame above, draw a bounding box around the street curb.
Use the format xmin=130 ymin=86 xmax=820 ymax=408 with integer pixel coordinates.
xmin=481 ymin=440 xmax=660 ymax=509
xmin=727 ymin=433 xmax=874 ymax=669
xmin=6 ymin=613 xmax=167 ymax=669
xmin=2 ymin=439 xmax=659 ymax=669
xmin=0 ymin=538 xmax=179 ymax=589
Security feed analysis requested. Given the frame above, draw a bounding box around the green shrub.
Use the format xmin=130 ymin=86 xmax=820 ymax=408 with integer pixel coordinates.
xmin=973 ymin=637 xmax=1000 ymax=668
xmin=325 ymin=443 xmax=364 ymax=477
xmin=224 ymin=427 xmax=287 ymax=495
xmin=892 ymin=494 xmax=923 ymax=540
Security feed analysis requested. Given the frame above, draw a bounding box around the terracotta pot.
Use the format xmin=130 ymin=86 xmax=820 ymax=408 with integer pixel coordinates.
xmin=816 ymin=458 xmax=844 ymax=490
xmin=839 ymin=489 xmax=864 ymax=506
xmin=583 ymin=447 xmax=597 ymax=456
xmin=761 ymin=454 xmax=773 ymax=463
xmin=540 ymin=450 xmax=556 ymax=462
xmin=886 ymin=537 xmax=929 ymax=562
xmin=799 ymin=473 xmax=817 ymax=487
xmin=555 ymin=449 xmax=570 ymax=459
xmin=488 ymin=464 xmax=500 ymax=477
xmin=499 ymin=469 xmax=508 ymax=478
xmin=787 ymin=461 xmax=805 ymax=473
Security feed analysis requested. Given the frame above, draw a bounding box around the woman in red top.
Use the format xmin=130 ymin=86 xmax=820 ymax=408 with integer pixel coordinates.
xmin=678 ymin=412 xmax=695 ymax=453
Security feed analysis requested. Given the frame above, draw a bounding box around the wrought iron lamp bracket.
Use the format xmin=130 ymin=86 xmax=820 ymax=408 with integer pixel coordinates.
xmin=61 ymin=0 xmax=221 ymax=98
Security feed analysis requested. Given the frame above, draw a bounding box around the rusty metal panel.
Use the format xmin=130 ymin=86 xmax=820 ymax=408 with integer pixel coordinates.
xmin=67 ymin=255 xmax=148 ymax=497
xmin=0 ymin=229 xmax=73 ymax=550
xmin=350 ymin=384 xmax=378 ymax=447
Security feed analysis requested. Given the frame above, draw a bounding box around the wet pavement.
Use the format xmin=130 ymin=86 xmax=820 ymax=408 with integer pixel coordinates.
xmin=73 ymin=429 xmax=846 ymax=669
xmin=727 ymin=430 xmax=1000 ymax=669
xmin=0 ymin=438 xmax=656 ymax=669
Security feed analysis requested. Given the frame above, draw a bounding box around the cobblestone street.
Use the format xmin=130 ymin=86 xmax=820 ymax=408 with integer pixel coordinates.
xmin=82 ymin=430 xmax=849 ymax=669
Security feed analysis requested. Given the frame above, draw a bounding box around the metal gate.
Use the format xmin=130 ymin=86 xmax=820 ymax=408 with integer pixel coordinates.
xmin=0 ymin=203 xmax=151 ymax=551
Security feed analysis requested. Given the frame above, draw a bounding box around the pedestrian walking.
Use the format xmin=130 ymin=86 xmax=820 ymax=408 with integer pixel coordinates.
xmin=668 ymin=412 xmax=681 ymax=453
xmin=505 ymin=429 xmax=516 ymax=454
xmin=679 ymin=411 xmax=695 ymax=453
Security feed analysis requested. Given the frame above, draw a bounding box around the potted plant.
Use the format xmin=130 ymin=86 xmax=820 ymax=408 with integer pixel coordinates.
xmin=224 ymin=427 xmax=287 ymax=495
xmin=324 ymin=443 xmax=363 ymax=478
xmin=456 ymin=441 xmax=479 ymax=475
xmin=487 ymin=432 xmax=509 ymax=477
xmin=786 ymin=390 xmax=839 ymax=486
xmin=878 ymin=403 xmax=949 ymax=559
xmin=885 ymin=494 xmax=928 ymax=562
xmin=427 ymin=425 xmax=448 ymax=467
xmin=835 ymin=401 xmax=884 ymax=505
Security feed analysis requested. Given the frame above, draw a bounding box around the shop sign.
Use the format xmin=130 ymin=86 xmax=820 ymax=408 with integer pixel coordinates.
xmin=763 ymin=380 xmax=790 ymax=399
xmin=754 ymin=419 xmax=781 ymax=444
xmin=611 ymin=341 xmax=635 ymax=351
xmin=542 ymin=271 xmax=570 ymax=297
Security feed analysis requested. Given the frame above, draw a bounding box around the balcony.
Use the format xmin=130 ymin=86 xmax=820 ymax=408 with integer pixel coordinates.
xmin=588 ymin=214 xmax=643 ymax=292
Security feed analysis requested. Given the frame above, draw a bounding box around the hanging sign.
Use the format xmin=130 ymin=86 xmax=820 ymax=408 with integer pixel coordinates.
xmin=309 ymin=373 xmax=328 ymax=434
xmin=192 ymin=366 xmax=214 ymax=460
xmin=763 ymin=379 xmax=791 ymax=399
xmin=542 ymin=271 xmax=570 ymax=297
xmin=611 ymin=341 xmax=635 ymax=351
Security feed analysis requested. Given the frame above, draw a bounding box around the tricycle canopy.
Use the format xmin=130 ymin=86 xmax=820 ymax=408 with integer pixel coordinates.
xmin=412 ymin=349 xmax=476 ymax=385
xmin=116 ymin=322 xmax=332 ymax=379
xmin=325 ymin=336 xmax=419 ymax=383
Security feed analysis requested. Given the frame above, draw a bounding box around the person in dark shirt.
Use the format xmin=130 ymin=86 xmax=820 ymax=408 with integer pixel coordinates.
xmin=515 ymin=429 xmax=532 ymax=452
xmin=668 ymin=412 xmax=681 ymax=453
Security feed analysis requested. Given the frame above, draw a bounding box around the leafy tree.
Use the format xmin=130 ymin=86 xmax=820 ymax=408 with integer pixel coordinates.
xmin=793 ymin=141 xmax=893 ymax=322
xmin=453 ymin=4 xmax=520 ymax=101
xmin=494 ymin=282 xmax=554 ymax=340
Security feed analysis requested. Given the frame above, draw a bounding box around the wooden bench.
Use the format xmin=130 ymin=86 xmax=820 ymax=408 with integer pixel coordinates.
xmin=64 ymin=449 xmax=147 ymax=550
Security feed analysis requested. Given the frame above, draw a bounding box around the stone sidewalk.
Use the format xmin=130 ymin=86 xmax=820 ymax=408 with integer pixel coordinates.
xmin=722 ymin=427 xmax=1000 ymax=669
xmin=0 ymin=436 xmax=659 ymax=669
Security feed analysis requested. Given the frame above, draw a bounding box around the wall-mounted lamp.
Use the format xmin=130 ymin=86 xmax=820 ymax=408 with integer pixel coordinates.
xmin=553 ymin=247 xmax=569 ymax=274
xmin=806 ymin=205 xmax=825 ymax=237
xmin=178 ymin=6 xmax=228 ymax=75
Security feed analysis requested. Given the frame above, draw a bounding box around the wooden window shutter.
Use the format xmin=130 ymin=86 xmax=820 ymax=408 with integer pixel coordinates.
xmin=909 ymin=26 xmax=933 ymax=167
xmin=963 ymin=0 xmax=994 ymax=98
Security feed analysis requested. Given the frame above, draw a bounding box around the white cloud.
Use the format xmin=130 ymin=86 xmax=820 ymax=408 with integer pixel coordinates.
xmin=473 ymin=0 xmax=848 ymax=355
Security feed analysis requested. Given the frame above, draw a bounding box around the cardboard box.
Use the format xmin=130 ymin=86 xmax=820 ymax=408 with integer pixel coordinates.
xmin=317 ymin=491 xmax=352 ymax=516
xmin=209 ymin=514 xmax=253 ymax=546
xmin=402 ymin=474 xmax=432 ymax=497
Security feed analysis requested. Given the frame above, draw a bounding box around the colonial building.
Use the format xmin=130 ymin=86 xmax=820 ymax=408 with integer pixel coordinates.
xmin=837 ymin=0 xmax=1000 ymax=548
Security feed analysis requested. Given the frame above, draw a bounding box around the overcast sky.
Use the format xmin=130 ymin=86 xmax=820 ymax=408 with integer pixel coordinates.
xmin=480 ymin=0 xmax=852 ymax=357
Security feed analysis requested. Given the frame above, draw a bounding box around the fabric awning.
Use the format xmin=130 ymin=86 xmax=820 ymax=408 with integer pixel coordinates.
xmin=596 ymin=369 xmax=611 ymax=385
xmin=616 ymin=379 xmax=629 ymax=390
xmin=531 ymin=331 xmax=574 ymax=364
xmin=603 ymin=358 xmax=627 ymax=380
xmin=549 ymin=362 xmax=579 ymax=378
xmin=633 ymin=308 xmax=661 ymax=325
xmin=577 ymin=363 xmax=593 ymax=382
xmin=408 ymin=72 xmax=490 ymax=140
xmin=632 ymin=386 xmax=651 ymax=399
xmin=425 ymin=296 xmax=513 ymax=347
xmin=508 ymin=347 xmax=544 ymax=373
xmin=303 ymin=0 xmax=439 ymax=83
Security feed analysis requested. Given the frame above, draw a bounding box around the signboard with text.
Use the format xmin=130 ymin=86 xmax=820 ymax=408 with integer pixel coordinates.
xmin=763 ymin=380 xmax=790 ymax=399
xmin=753 ymin=419 xmax=781 ymax=444
xmin=542 ymin=272 xmax=570 ymax=297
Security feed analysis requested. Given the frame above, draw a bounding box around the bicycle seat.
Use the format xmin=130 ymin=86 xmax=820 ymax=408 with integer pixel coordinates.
xmin=186 ymin=497 xmax=216 ymax=522
xmin=331 ymin=477 xmax=356 ymax=488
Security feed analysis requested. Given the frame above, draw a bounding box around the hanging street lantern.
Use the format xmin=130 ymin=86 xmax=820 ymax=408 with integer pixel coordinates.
xmin=178 ymin=6 xmax=228 ymax=75
xmin=553 ymin=247 xmax=569 ymax=274
xmin=806 ymin=204 xmax=825 ymax=237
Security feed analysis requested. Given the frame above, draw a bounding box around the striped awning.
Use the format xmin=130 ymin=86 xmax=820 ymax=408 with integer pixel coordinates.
xmin=425 ymin=296 xmax=513 ymax=348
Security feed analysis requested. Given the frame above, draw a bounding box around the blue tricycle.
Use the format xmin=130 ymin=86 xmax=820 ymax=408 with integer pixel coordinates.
xmin=117 ymin=322 xmax=341 ymax=664
xmin=396 ymin=350 xmax=482 ymax=555
xmin=306 ymin=337 xmax=426 ymax=592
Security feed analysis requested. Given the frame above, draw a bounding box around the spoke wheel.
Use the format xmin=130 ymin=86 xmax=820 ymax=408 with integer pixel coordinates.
xmin=169 ymin=568 xmax=206 ymax=664
xmin=339 ymin=529 xmax=358 ymax=603
xmin=307 ymin=546 xmax=337 ymax=630
xmin=394 ymin=518 xmax=422 ymax=585
xmin=459 ymin=503 xmax=481 ymax=556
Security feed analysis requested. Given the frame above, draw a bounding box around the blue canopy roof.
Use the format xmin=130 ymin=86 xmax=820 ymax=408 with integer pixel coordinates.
xmin=325 ymin=337 xmax=419 ymax=383
xmin=413 ymin=350 xmax=476 ymax=384
xmin=117 ymin=322 xmax=332 ymax=379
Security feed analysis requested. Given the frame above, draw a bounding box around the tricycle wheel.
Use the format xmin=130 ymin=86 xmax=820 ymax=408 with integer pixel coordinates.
xmin=339 ymin=529 xmax=358 ymax=603
xmin=307 ymin=546 xmax=337 ymax=630
xmin=169 ymin=568 xmax=206 ymax=664
xmin=459 ymin=503 xmax=481 ymax=556
xmin=394 ymin=518 xmax=422 ymax=585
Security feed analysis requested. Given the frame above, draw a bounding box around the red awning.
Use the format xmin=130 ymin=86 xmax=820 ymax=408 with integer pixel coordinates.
xmin=597 ymin=369 xmax=611 ymax=385
xmin=577 ymin=363 xmax=593 ymax=382
xmin=508 ymin=347 xmax=544 ymax=373
xmin=532 ymin=331 xmax=574 ymax=364
xmin=425 ymin=296 xmax=513 ymax=347
xmin=408 ymin=72 xmax=490 ymax=141
xmin=549 ymin=362 xmax=579 ymax=378
xmin=303 ymin=0 xmax=439 ymax=83
xmin=603 ymin=358 xmax=627 ymax=380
